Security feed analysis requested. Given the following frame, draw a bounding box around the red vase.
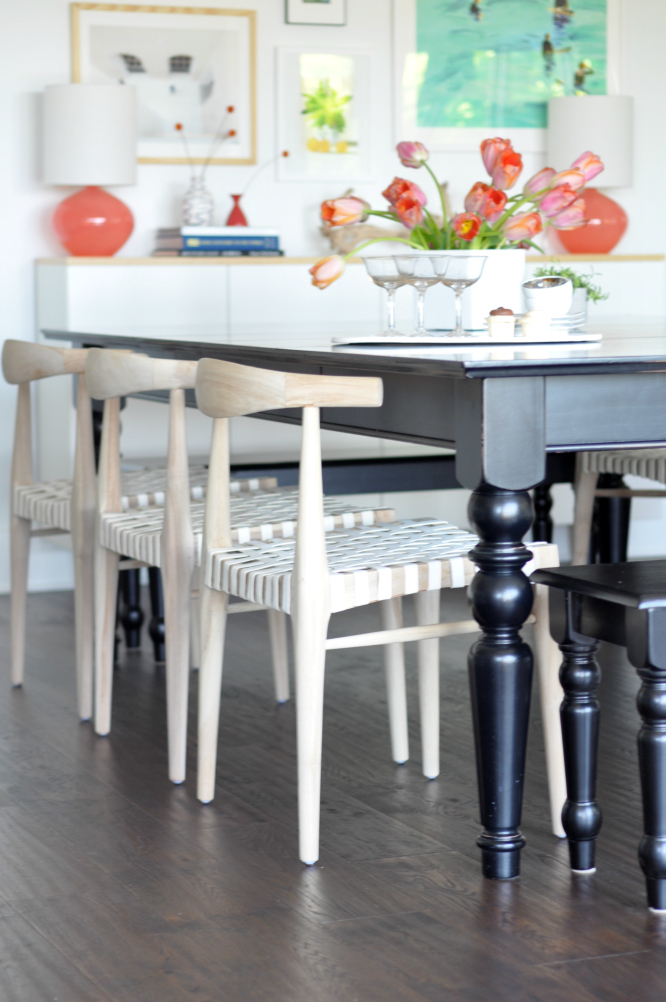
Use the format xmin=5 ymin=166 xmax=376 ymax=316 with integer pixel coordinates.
xmin=225 ymin=194 xmax=248 ymax=226
xmin=52 ymin=186 xmax=134 ymax=256
xmin=558 ymin=188 xmax=628 ymax=254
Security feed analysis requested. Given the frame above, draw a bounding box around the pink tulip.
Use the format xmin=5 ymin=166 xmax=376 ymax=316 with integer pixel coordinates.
xmin=480 ymin=187 xmax=508 ymax=223
xmin=309 ymin=256 xmax=345 ymax=289
xmin=382 ymin=177 xmax=427 ymax=208
xmin=394 ymin=194 xmax=424 ymax=229
xmin=320 ymin=196 xmax=369 ymax=228
xmin=523 ymin=167 xmax=556 ymax=199
xmin=539 ymin=184 xmax=579 ymax=218
xmin=464 ymin=182 xmax=490 ymax=214
xmin=551 ymin=197 xmax=587 ymax=230
xmin=502 ymin=211 xmax=543 ymax=242
xmin=396 ymin=141 xmax=429 ymax=168
xmin=570 ymin=151 xmax=604 ymax=184
xmin=549 ymin=168 xmax=586 ymax=191
xmin=480 ymin=137 xmax=512 ymax=175
xmin=451 ymin=212 xmax=482 ymax=242
xmin=491 ymin=147 xmax=523 ymax=190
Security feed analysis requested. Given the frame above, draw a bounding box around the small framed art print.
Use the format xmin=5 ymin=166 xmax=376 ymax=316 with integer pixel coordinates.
xmin=285 ymin=0 xmax=346 ymax=27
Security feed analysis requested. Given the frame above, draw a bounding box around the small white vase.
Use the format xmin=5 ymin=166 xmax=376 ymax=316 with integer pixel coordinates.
xmin=570 ymin=286 xmax=589 ymax=322
xmin=423 ymin=249 xmax=527 ymax=331
xmin=183 ymin=177 xmax=214 ymax=227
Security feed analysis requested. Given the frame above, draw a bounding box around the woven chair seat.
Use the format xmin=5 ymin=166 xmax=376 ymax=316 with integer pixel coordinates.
xmin=99 ymin=489 xmax=396 ymax=568
xmin=582 ymin=449 xmax=666 ymax=485
xmin=13 ymin=465 xmax=277 ymax=531
xmin=205 ymin=519 xmax=478 ymax=614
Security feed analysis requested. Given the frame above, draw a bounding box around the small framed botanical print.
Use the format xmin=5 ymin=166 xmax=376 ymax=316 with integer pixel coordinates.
xmin=285 ymin=0 xmax=346 ymax=27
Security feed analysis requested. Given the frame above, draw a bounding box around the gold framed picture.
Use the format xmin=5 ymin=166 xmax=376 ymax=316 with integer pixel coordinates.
xmin=71 ymin=3 xmax=257 ymax=165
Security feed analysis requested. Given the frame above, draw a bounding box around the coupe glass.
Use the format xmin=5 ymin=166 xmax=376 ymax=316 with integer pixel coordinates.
xmin=363 ymin=256 xmax=405 ymax=334
xmin=436 ymin=256 xmax=486 ymax=337
xmin=394 ymin=255 xmax=441 ymax=335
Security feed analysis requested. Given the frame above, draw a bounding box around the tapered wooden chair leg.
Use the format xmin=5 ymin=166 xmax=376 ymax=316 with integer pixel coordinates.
xmin=532 ymin=581 xmax=567 ymax=838
xmin=10 ymin=515 xmax=31 ymax=688
xmin=94 ymin=545 xmax=120 ymax=736
xmin=415 ymin=590 xmax=441 ymax=779
xmin=267 ymin=609 xmax=290 ymax=703
xmin=163 ymin=563 xmax=192 ymax=785
xmin=379 ymin=598 xmax=409 ymax=765
xmin=572 ymin=455 xmax=598 ymax=566
xmin=197 ymin=584 xmax=229 ymax=803
xmin=294 ymin=613 xmax=329 ymax=865
xmin=189 ymin=572 xmax=201 ymax=670
xmin=72 ymin=531 xmax=94 ymax=721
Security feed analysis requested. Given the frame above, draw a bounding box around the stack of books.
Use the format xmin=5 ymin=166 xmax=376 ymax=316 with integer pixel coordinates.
xmin=153 ymin=227 xmax=283 ymax=257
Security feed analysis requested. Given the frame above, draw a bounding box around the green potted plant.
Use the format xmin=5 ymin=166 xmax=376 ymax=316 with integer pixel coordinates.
xmin=532 ymin=265 xmax=608 ymax=321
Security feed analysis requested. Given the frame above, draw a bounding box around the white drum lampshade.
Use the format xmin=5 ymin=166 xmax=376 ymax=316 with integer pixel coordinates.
xmin=547 ymin=95 xmax=633 ymax=188
xmin=42 ymin=84 xmax=138 ymax=256
xmin=547 ymin=95 xmax=633 ymax=253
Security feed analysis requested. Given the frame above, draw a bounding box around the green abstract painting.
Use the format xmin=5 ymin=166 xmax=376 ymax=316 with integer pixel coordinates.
xmin=415 ymin=0 xmax=607 ymax=129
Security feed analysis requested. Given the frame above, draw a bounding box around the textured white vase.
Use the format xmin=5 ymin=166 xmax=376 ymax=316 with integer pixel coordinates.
xmin=423 ymin=249 xmax=527 ymax=331
xmin=182 ymin=177 xmax=214 ymax=227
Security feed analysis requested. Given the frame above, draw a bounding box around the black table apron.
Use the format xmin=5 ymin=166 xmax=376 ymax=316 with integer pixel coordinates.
xmin=45 ymin=323 xmax=666 ymax=880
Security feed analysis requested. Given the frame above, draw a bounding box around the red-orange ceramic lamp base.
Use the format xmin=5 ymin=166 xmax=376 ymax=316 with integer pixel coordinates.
xmin=558 ymin=188 xmax=628 ymax=254
xmin=52 ymin=186 xmax=134 ymax=256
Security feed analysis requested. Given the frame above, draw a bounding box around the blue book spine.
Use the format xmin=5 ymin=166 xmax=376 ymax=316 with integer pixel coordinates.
xmin=182 ymin=235 xmax=279 ymax=251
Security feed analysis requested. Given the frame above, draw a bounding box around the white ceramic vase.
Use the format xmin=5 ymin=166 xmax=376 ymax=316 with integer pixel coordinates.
xmin=422 ymin=249 xmax=527 ymax=331
xmin=182 ymin=177 xmax=214 ymax=227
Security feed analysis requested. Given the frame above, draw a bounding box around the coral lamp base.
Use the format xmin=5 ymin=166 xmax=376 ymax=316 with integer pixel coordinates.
xmin=52 ymin=186 xmax=134 ymax=256
xmin=558 ymin=188 xmax=628 ymax=254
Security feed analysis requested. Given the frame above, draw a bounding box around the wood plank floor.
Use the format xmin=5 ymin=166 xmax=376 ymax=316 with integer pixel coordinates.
xmin=1 ymin=588 xmax=666 ymax=1001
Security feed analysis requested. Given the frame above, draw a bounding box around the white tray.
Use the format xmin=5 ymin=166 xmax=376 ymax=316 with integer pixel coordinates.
xmin=333 ymin=330 xmax=602 ymax=346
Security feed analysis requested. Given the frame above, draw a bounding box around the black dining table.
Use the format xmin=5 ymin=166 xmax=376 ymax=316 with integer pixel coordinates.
xmin=45 ymin=319 xmax=666 ymax=881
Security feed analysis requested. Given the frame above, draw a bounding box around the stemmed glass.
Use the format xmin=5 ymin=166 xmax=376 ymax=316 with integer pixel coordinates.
xmin=363 ymin=256 xmax=405 ymax=335
xmin=435 ymin=256 xmax=486 ymax=337
xmin=394 ymin=255 xmax=441 ymax=336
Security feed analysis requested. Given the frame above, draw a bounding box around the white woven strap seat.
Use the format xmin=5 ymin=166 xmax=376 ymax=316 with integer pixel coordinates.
xmin=205 ymin=519 xmax=478 ymax=615
xmin=99 ymin=489 xmax=396 ymax=568
xmin=13 ymin=465 xmax=277 ymax=531
xmin=582 ymin=449 xmax=666 ymax=484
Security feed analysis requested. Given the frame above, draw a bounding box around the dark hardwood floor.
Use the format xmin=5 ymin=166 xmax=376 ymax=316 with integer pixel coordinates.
xmin=1 ymin=588 xmax=665 ymax=1001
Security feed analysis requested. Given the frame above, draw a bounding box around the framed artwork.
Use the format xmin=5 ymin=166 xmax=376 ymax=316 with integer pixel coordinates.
xmin=71 ymin=3 xmax=256 ymax=164
xmin=394 ymin=0 xmax=617 ymax=153
xmin=277 ymin=49 xmax=372 ymax=181
xmin=285 ymin=0 xmax=346 ymax=27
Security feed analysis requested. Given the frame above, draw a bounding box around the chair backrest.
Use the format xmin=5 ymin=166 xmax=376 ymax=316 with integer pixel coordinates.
xmin=195 ymin=357 xmax=384 ymax=618
xmin=85 ymin=348 xmax=197 ymax=400
xmin=2 ymin=340 xmax=92 ymax=495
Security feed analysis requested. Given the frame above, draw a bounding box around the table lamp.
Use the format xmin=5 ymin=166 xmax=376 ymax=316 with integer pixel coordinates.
xmin=43 ymin=84 xmax=137 ymax=256
xmin=547 ymin=95 xmax=633 ymax=253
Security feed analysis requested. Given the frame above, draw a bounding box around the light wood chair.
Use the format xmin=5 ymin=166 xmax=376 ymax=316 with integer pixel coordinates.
xmin=194 ymin=358 xmax=567 ymax=864
xmin=85 ymin=348 xmax=398 ymax=784
xmin=572 ymin=450 xmax=666 ymax=565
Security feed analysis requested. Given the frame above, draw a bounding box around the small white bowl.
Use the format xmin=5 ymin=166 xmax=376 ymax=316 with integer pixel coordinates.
xmin=486 ymin=314 xmax=516 ymax=339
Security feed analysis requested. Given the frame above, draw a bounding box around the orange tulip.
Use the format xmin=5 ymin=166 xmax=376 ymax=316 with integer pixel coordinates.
xmin=480 ymin=137 xmax=512 ymax=175
xmin=451 ymin=212 xmax=482 ymax=241
xmin=309 ymin=256 xmax=345 ymax=289
xmin=321 ymin=196 xmax=369 ymax=228
xmin=502 ymin=211 xmax=543 ymax=242
xmin=570 ymin=151 xmax=604 ymax=184
xmin=394 ymin=193 xmax=424 ymax=229
xmin=464 ymin=183 xmax=507 ymax=223
xmin=464 ymin=182 xmax=490 ymax=214
xmin=382 ymin=177 xmax=427 ymax=208
xmin=549 ymin=168 xmax=586 ymax=191
xmin=490 ymin=147 xmax=523 ymax=190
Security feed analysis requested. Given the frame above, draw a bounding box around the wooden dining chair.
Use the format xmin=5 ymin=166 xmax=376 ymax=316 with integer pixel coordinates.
xmin=85 ymin=348 xmax=398 ymax=784
xmin=194 ymin=357 xmax=567 ymax=864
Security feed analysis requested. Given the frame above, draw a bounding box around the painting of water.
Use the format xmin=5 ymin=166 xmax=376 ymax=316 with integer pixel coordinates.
xmin=415 ymin=0 xmax=607 ymax=129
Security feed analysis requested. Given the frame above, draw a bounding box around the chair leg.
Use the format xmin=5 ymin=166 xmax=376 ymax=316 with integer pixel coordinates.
xmin=72 ymin=512 xmax=94 ymax=721
xmin=197 ymin=584 xmax=229 ymax=803
xmin=572 ymin=455 xmax=598 ymax=565
xmin=9 ymin=515 xmax=31 ymax=688
xmin=189 ymin=570 xmax=201 ymax=670
xmin=636 ymin=663 xmax=666 ymax=911
xmin=532 ymin=582 xmax=567 ymax=838
xmin=163 ymin=561 xmax=193 ymax=785
xmin=415 ymin=590 xmax=441 ymax=780
xmin=94 ymin=545 xmax=120 ymax=736
xmin=379 ymin=598 xmax=409 ymax=765
xmin=560 ymin=632 xmax=602 ymax=873
xmin=267 ymin=609 xmax=290 ymax=703
xmin=293 ymin=611 xmax=329 ymax=866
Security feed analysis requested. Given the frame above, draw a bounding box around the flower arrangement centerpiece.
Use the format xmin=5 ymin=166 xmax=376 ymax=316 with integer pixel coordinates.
xmin=309 ymin=138 xmax=603 ymax=289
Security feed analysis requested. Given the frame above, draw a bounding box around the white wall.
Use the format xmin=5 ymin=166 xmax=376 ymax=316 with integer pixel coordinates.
xmin=1 ymin=0 xmax=666 ymax=592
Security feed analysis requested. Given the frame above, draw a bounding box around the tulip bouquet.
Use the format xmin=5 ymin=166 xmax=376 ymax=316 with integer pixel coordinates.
xmin=310 ymin=137 xmax=603 ymax=289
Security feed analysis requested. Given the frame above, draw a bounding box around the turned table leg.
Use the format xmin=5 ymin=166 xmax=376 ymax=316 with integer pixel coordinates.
xmin=467 ymin=485 xmax=535 ymax=879
xmin=636 ymin=663 xmax=666 ymax=911
xmin=532 ymin=482 xmax=553 ymax=543
xmin=148 ymin=567 xmax=166 ymax=663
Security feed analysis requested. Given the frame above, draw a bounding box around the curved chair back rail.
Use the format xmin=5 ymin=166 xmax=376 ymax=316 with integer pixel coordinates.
xmin=85 ymin=348 xmax=197 ymax=400
xmin=195 ymin=357 xmax=383 ymax=419
xmin=2 ymin=340 xmax=88 ymax=384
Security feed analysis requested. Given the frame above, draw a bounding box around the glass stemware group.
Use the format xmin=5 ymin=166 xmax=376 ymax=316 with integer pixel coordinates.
xmin=364 ymin=252 xmax=486 ymax=338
